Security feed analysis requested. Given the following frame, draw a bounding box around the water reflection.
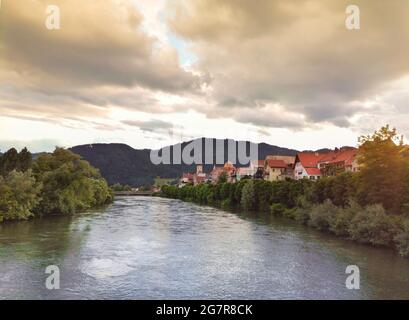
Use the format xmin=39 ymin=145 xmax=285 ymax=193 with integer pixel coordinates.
xmin=0 ymin=197 xmax=408 ymax=299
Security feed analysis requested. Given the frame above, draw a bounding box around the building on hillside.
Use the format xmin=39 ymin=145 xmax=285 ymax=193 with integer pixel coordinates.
xmin=193 ymin=164 xmax=209 ymax=185
xmin=294 ymin=148 xmax=360 ymax=180
xmin=210 ymin=161 xmax=236 ymax=183
xmin=264 ymin=155 xmax=295 ymax=180
xmin=180 ymin=165 xmax=210 ymax=187
xmin=264 ymin=159 xmax=288 ymax=181
xmin=318 ymin=148 xmax=359 ymax=176
xmin=265 ymin=155 xmax=295 ymax=165
xmin=294 ymin=152 xmax=325 ymax=180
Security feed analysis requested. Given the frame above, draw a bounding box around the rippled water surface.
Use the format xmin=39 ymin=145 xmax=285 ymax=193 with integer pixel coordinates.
xmin=1 ymin=196 xmax=409 ymax=299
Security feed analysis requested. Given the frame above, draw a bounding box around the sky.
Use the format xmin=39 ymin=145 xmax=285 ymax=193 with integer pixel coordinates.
xmin=1 ymin=0 xmax=409 ymax=152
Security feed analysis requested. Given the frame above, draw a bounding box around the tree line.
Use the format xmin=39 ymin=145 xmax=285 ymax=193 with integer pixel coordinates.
xmin=0 ymin=147 xmax=113 ymax=223
xmin=161 ymin=126 xmax=409 ymax=258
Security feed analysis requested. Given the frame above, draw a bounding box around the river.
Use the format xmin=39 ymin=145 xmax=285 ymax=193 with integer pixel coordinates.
xmin=0 ymin=196 xmax=408 ymax=299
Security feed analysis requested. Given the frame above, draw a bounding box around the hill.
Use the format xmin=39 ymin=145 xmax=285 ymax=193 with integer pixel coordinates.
xmin=70 ymin=138 xmax=299 ymax=187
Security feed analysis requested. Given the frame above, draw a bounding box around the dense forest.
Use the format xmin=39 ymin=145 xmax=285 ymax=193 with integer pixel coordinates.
xmin=161 ymin=126 xmax=409 ymax=258
xmin=0 ymin=147 xmax=113 ymax=223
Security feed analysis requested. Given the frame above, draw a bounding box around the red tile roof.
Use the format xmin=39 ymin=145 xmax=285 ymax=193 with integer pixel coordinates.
xmin=305 ymin=167 xmax=321 ymax=175
xmin=319 ymin=148 xmax=358 ymax=165
xmin=266 ymin=159 xmax=287 ymax=168
xmin=296 ymin=152 xmax=326 ymax=168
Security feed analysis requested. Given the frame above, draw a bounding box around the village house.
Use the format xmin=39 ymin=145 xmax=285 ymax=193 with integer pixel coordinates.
xmin=264 ymin=155 xmax=296 ymax=181
xmin=180 ymin=165 xmax=209 ymax=187
xmin=317 ymin=148 xmax=359 ymax=177
xmin=293 ymin=152 xmax=324 ymax=180
xmin=193 ymin=165 xmax=209 ymax=185
xmin=294 ymin=148 xmax=360 ymax=180
xmin=180 ymin=148 xmax=360 ymax=186
xmin=210 ymin=161 xmax=236 ymax=184
xmin=264 ymin=159 xmax=287 ymax=181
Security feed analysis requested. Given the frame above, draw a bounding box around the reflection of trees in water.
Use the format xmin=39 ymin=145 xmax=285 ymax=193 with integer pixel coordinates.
xmin=0 ymin=214 xmax=92 ymax=267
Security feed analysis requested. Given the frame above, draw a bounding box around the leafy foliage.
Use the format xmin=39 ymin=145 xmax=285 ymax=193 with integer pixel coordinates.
xmin=0 ymin=170 xmax=41 ymax=222
xmin=33 ymin=148 xmax=112 ymax=214
xmin=0 ymin=147 xmax=113 ymax=222
xmin=357 ymin=125 xmax=407 ymax=213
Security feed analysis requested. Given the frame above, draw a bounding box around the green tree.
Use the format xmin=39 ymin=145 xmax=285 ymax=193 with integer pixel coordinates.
xmin=17 ymin=147 xmax=32 ymax=172
xmin=0 ymin=170 xmax=41 ymax=222
xmin=33 ymin=148 xmax=111 ymax=214
xmin=241 ymin=180 xmax=256 ymax=211
xmin=357 ymin=125 xmax=406 ymax=213
xmin=0 ymin=148 xmax=19 ymax=176
xmin=218 ymin=171 xmax=228 ymax=184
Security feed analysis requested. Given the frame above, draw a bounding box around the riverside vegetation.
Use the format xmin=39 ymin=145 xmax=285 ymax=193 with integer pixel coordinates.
xmin=161 ymin=126 xmax=409 ymax=258
xmin=0 ymin=147 xmax=113 ymax=223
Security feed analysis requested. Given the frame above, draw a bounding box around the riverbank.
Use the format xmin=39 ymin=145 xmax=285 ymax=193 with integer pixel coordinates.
xmin=2 ymin=196 xmax=409 ymax=299
xmin=161 ymin=180 xmax=409 ymax=259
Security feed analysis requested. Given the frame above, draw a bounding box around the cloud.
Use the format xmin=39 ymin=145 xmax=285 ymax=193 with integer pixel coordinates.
xmin=0 ymin=139 xmax=64 ymax=153
xmin=122 ymin=119 xmax=174 ymax=133
xmin=169 ymin=0 xmax=409 ymax=128
xmin=0 ymin=0 xmax=204 ymax=129
xmin=1 ymin=0 xmax=408 ymax=148
xmin=1 ymin=0 xmax=200 ymax=92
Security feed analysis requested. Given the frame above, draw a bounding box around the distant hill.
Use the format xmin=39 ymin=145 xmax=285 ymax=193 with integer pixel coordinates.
xmin=70 ymin=138 xmax=300 ymax=187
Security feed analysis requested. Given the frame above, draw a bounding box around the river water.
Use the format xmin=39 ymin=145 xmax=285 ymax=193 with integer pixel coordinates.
xmin=0 ymin=196 xmax=408 ymax=299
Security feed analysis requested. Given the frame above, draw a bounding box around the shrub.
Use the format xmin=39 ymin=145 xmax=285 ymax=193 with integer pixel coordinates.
xmin=241 ymin=180 xmax=256 ymax=211
xmin=308 ymin=200 xmax=338 ymax=232
xmin=330 ymin=200 xmax=360 ymax=236
xmin=270 ymin=203 xmax=285 ymax=216
xmin=221 ymin=198 xmax=232 ymax=210
xmin=348 ymin=204 xmax=397 ymax=246
xmin=395 ymin=219 xmax=409 ymax=257
xmin=0 ymin=170 xmax=41 ymax=222
xmin=283 ymin=208 xmax=297 ymax=219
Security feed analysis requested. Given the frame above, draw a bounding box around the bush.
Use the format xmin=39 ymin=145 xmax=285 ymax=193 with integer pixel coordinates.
xmin=270 ymin=203 xmax=285 ymax=216
xmin=293 ymin=196 xmax=312 ymax=225
xmin=283 ymin=208 xmax=297 ymax=219
xmin=0 ymin=170 xmax=41 ymax=222
xmin=330 ymin=200 xmax=360 ymax=236
xmin=241 ymin=180 xmax=256 ymax=211
xmin=308 ymin=200 xmax=338 ymax=232
xmin=395 ymin=219 xmax=409 ymax=257
xmin=348 ymin=204 xmax=397 ymax=246
xmin=221 ymin=198 xmax=232 ymax=210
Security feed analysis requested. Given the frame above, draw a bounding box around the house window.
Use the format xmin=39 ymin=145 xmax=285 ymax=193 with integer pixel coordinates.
xmin=310 ymin=176 xmax=315 ymax=180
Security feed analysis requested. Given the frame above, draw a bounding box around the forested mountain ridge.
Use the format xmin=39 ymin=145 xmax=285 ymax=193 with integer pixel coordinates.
xmin=70 ymin=139 xmax=301 ymax=187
